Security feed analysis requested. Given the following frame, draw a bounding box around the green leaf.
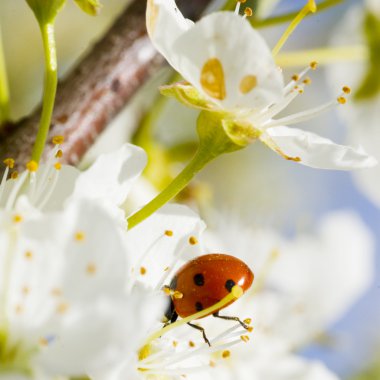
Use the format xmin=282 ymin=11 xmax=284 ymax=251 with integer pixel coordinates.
xmin=25 ymin=0 xmax=66 ymax=24
xmin=74 ymin=0 xmax=102 ymax=16
xmin=355 ymin=11 xmax=380 ymax=101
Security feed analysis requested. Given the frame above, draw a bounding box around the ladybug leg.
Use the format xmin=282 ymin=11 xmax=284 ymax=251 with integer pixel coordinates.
xmin=213 ymin=311 xmax=250 ymax=330
xmin=187 ymin=322 xmax=211 ymax=346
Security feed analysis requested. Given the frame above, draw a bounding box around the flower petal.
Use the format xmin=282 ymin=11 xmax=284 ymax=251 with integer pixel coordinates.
xmin=73 ymin=144 xmax=147 ymax=206
xmin=262 ymin=126 xmax=378 ymax=170
xmin=147 ymin=0 xmax=193 ymax=69
xmin=172 ymin=12 xmax=284 ymax=110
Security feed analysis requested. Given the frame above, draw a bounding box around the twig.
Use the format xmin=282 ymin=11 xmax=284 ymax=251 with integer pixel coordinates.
xmin=0 ymin=0 xmax=211 ymax=171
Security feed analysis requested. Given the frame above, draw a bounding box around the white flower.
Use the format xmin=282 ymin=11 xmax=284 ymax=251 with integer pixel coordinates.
xmin=327 ymin=1 xmax=380 ymax=205
xmin=200 ymin=210 xmax=374 ymax=380
xmin=147 ymin=0 xmax=376 ymax=170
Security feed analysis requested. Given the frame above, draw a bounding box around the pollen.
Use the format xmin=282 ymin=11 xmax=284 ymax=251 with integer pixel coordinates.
xmin=11 ymin=171 xmax=18 ymax=179
xmin=13 ymin=214 xmax=23 ymax=223
xmin=24 ymin=251 xmax=33 ymax=260
xmin=52 ymin=135 xmax=65 ymax=145
xmin=310 ymin=61 xmax=318 ymax=70
xmin=3 ymin=158 xmax=15 ymax=169
xmin=55 ymin=149 xmax=63 ymax=158
xmin=200 ymin=58 xmax=226 ymax=100
xmin=140 ymin=266 xmax=147 ymax=275
xmin=86 ymin=263 xmax=97 ymax=275
xmin=54 ymin=162 xmax=62 ymax=170
xmin=26 ymin=160 xmax=38 ymax=172
xmin=337 ymin=96 xmax=347 ymax=104
xmin=342 ymin=86 xmax=351 ymax=94
xmin=165 ymin=230 xmax=173 ymax=237
xmin=74 ymin=231 xmax=85 ymax=242
xmin=189 ymin=340 xmax=195 ymax=348
xmin=189 ymin=236 xmax=198 ymax=245
xmin=222 ymin=350 xmax=231 ymax=358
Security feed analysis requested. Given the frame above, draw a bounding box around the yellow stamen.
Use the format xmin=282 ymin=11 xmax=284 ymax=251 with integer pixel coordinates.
xmin=3 ymin=158 xmax=15 ymax=169
xmin=13 ymin=214 xmax=23 ymax=223
xmin=222 ymin=350 xmax=231 ymax=358
xmin=244 ymin=7 xmax=253 ymax=17
xmin=342 ymin=86 xmax=351 ymax=94
xmin=54 ymin=162 xmax=62 ymax=171
xmin=240 ymin=335 xmax=250 ymax=343
xmin=11 ymin=171 xmax=18 ymax=180
xmin=189 ymin=236 xmax=198 ymax=245
xmin=239 ymin=75 xmax=257 ymax=94
xmin=272 ymin=1 xmax=317 ymax=57
xmin=55 ymin=149 xmax=63 ymax=158
xmin=165 ymin=230 xmax=173 ymax=237
xmin=140 ymin=266 xmax=147 ymax=275
xmin=26 ymin=160 xmax=38 ymax=172
xmin=74 ymin=231 xmax=85 ymax=242
xmin=144 ymin=285 xmax=244 ymax=346
xmin=337 ymin=96 xmax=346 ymax=104
xmin=52 ymin=135 xmax=64 ymax=145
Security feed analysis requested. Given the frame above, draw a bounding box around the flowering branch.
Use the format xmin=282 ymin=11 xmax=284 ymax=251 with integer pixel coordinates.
xmin=0 ymin=0 xmax=212 ymax=173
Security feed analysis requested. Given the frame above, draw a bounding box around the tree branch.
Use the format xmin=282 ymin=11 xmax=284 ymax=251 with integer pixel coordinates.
xmin=0 ymin=0 xmax=211 ymax=171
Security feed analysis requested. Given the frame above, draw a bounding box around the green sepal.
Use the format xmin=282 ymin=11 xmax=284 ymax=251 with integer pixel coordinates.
xmin=222 ymin=118 xmax=261 ymax=147
xmin=74 ymin=0 xmax=102 ymax=16
xmin=160 ymin=82 xmax=213 ymax=110
xmin=355 ymin=11 xmax=380 ymax=101
xmin=196 ymin=111 xmax=247 ymax=157
xmin=25 ymin=0 xmax=66 ymax=24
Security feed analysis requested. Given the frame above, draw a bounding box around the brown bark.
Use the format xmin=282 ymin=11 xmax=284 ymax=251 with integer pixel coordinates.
xmin=0 ymin=0 xmax=211 ymax=171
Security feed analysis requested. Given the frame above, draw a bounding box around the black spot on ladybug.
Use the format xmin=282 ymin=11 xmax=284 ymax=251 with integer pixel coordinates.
xmin=170 ymin=276 xmax=178 ymax=290
xmin=225 ymin=279 xmax=235 ymax=292
xmin=193 ymin=273 xmax=204 ymax=286
xmin=195 ymin=302 xmax=203 ymax=311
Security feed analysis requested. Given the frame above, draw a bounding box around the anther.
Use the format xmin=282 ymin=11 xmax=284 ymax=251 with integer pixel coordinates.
xmin=3 ymin=158 xmax=15 ymax=169
xmin=11 ymin=172 xmax=18 ymax=180
xmin=310 ymin=61 xmax=318 ymax=70
xmin=55 ymin=149 xmax=63 ymax=158
xmin=189 ymin=236 xmax=198 ymax=245
xmin=165 ymin=230 xmax=174 ymax=237
xmin=222 ymin=350 xmax=231 ymax=358
xmin=243 ymin=318 xmax=252 ymax=325
xmin=303 ymin=78 xmax=312 ymax=85
xmin=244 ymin=7 xmax=253 ymax=17
xmin=13 ymin=214 xmax=23 ymax=223
xmin=74 ymin=231 xmax=85 ymax=242
xmin=24 ymin=251 xmax=33 ymax=260
xmin=292 ymin=74 xmax=299 ymax=81
xmin=54 ymin=162 xmax=62 ymax=171
xmin=337 ymin=96 xmax=347 ymax=104
xmin=342 ymin=86 xmax=351 ymax=94
xmin=189 ymin=341 xmax=195 ymax=348
xmin=86 ymin=263 xmax=97 ymax=275
xmin=52 ymin=135 xmax=65 ymax=145
xmin=240 ymin=335 xmax=250 ymax=343
xmin=140 ymin=266 xmax=147 ymax=275
xmin=26 ymin=160 xmax=38 ymax=172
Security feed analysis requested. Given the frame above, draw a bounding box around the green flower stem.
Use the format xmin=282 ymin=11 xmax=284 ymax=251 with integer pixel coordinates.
xmin=128 ymin=111 xmax=244 ymax=229
xmin=0 ymin=25 xmax=10 ymax=125
xmin=127 ymin=145 xmax=215 ymax=229
xmin=31 ymin=22 xmax=58 ymax=163
xmin=252 ymin=0 xmax=345 ymax=28
xmin=222 ymin=0 xmax=345 ymax=28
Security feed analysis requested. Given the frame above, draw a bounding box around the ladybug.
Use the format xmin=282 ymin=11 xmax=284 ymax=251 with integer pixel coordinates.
xmin=163 ymin=253 xmax=254 ymax=345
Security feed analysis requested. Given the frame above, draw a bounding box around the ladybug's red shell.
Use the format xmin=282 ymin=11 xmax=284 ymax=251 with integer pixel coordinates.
xmin=170 ymin=253 xmax=254 ymax=319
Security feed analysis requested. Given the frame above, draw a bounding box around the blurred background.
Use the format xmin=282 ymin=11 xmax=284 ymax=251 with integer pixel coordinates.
xmin=0 ymin=0 xmax=379 ymax=378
